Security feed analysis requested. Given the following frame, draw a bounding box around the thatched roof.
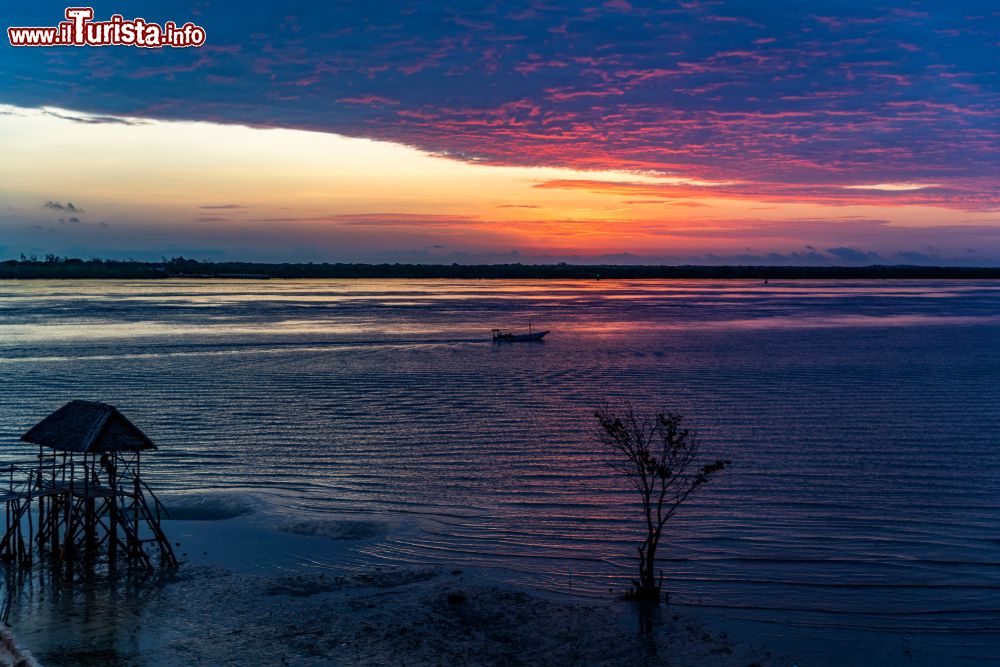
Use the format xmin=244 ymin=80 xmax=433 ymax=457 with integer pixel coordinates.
xmin=21 ymin=401 xmax=156 ymax=453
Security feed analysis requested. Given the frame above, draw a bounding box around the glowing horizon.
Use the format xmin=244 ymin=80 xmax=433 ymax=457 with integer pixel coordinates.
xmin=1 ymin=104 xmax=998 ymax=265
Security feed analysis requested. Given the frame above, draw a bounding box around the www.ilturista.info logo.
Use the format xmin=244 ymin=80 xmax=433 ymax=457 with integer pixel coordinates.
xmin=8 ymin=7 xmax=206 ymax=48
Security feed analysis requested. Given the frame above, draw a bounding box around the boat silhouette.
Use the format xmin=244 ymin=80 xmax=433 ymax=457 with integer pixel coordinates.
xmin=492 ymin=323 xmax=548 ymax=342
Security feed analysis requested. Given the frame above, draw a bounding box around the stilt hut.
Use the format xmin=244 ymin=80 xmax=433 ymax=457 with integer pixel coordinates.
xmin=0 ymin=401 xmax=176 ymax=569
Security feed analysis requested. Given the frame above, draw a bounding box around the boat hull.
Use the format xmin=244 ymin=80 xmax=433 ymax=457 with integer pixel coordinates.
xmin=493 ymin=331 xmax=548 ymax=342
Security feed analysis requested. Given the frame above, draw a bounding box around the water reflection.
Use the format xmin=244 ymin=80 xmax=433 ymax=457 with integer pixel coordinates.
xmin=0 ymin=279 xmax=998 ymax=663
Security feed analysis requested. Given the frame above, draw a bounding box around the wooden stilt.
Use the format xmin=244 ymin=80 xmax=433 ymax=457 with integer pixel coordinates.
xmin=108 ymin=475 xmax=118 ymax=563
xmin=4 ymin=402 xmax=177 ymax=574
xmin=26 ymin=472 xmax=33 ymax=564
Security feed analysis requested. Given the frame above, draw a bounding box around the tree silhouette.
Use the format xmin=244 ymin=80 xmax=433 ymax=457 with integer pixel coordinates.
xmin=595 ymin=402 xmax=729 ymax=602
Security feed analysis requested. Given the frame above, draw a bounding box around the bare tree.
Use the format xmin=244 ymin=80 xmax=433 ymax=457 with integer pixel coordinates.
xmin=595 ymin=402 xmax=729 ymax=602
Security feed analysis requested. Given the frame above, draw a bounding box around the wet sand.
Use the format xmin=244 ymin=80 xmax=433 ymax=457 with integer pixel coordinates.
xmin=5 ymin=500 xmax=985 ymax=666
xmin=33 ymin=563 xmax=787 ymax=667
xmin=2 ymin=506 xmax=791 ymax=667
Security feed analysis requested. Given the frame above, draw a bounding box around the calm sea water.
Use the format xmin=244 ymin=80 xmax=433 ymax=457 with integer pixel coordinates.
xmin=1 ymin=279 xmax=999 ymax=663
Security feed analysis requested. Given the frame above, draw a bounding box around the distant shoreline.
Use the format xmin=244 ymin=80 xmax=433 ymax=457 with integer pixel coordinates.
xmin=3 ymin=258 xmax=1000 ymax=280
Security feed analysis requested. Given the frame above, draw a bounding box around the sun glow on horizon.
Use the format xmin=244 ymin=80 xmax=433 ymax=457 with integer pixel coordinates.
xmin=0 ymin=104 xmax=997 ymax=263
xmin=843 ymin=183 xmax=940 ymax=191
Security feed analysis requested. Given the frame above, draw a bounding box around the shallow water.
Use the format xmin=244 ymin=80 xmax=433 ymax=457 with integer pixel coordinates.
xmin=1 ymin=278 xmax=999 ymax=663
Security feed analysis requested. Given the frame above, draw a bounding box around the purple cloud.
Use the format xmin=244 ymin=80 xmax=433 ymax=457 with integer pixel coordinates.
xmin=2 ymin=1 xmax=999 ymax=208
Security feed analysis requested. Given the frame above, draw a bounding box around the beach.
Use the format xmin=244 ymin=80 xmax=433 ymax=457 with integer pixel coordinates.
xmin=7 ymin=509 xmax=969 ymax=666
xmin=32 ymin=564 xmax=781 ymax=666
xmin=9 ymin=509 xmax=792 ymax=667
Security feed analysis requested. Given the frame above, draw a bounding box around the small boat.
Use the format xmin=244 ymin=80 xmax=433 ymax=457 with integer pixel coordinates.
xmin=492 ymin=323 xmax=548 ymax=342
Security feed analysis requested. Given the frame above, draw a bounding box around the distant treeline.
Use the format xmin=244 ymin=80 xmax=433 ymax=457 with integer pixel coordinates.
xmin=3 ymin=256 xmax=1000 ymax=280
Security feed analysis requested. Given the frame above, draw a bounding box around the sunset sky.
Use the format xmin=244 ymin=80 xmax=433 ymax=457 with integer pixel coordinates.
xmin=2 ymin=1 xmax=999 ymax=264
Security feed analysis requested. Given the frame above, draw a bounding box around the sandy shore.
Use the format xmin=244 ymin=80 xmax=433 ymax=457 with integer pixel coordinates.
xmin=7 ymin=501 xmax=976 ymax=666
xmin=27 ymin=563 xmax=788 ymax=666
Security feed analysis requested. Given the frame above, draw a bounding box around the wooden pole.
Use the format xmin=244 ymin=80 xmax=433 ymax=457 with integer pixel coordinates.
xmin=84 ymin=453 xmax=94 ymax=560
xmin=4 ymin=500 xmax=10 ymax=560
xmin=4 ymin=467 xmax=10 ymax=561
xmin=16 ymin=499 xmax=24 ymax=564
xmin=62 ymin=455 xmax=74 ymax=565
xmin=108 ymin=457 xmax=118 ymax=563
xmin=27 ymin=471 xmax=33 ymax=564
xmin=132 ymin=475 xmax=140 ymax=562
xmin=50 ymin=455 xmax=58 ymax=554
xmin=37 ymin=446 xmax=46 ymax=555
